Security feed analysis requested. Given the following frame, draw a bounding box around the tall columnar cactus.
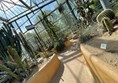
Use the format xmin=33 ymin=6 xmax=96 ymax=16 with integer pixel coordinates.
xmin=101 ymin=17 xmax=113 ymax=32
xmin=7 ymin=46 xmax=25 ymax=71
xmin=0 ymin=64 xmax=19 ymax=79
xmin=13 ymin=29 xmax=35 ymax=58
xmin=19 ymin=32 xmax=35 ymax=59
xmin=0 ymin=23 xmax=22 ymax=61
xmin=97 ymin=9 xmax=115 ymax=23
xmin=24 ymin=59 xmax=31 ymax=73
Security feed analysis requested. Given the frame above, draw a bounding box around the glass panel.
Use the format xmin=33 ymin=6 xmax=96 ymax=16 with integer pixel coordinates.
xmin=39 ymin=30 xmax=51 ymax=46
xmin=11 ymin=22 xmax=18 ymax=29
xmin=16 ymin=16 xmax=28 ymax=27
xmin=28 ymin=10 xmax=42 ymax=25
xmin=42 ymin=1 xmax=57 ymax=12
xmin=36 ymin=22 xmax=45 ymax=32
xmin=21 ymin=21 xmax=31 ymax=33
xmin=16 ymin=29 xmax=21 ymax=33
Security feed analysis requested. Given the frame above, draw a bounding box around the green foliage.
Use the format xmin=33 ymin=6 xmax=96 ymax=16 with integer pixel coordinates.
xmin=76 ymin=0 xmax=94 ymax=27
xmin=97 ymin=9 xmax=115 ymax=23
xmin=18 ymin=32 xmax=35 ymax=59
xmin=7 ymin=61 xmax=19 ymax=68
xmin=46 ymin=51 xmax=53 ymax=58
xmin=101 ymin=17 xmax=113 ymax=32
xmin=54 ymin=40 xmax=65 ymax=52
xmin=91 ymin=0 xmax=101 ymax=9
xmin=24 ymin=59 xmax=31 ymax=73
xmin=41 ymin=12 xmax=59 ymax=41
xmin=0 ymin=64 xmax=19 ymax=79
xmin=0 ymin=23 xmax=22 ymax=61
xmin=8 ymin=46 xmax=25 ymax=71
xmin=79 ymin=33 xmax=92 ymax=43
xmin=25 ymin=32 xmax=38 ymax=45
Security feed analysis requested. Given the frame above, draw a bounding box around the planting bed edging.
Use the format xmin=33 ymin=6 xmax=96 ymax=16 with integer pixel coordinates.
xmin=27 ymin=54 xmax=60 ymax=83
xmin=80 ymin=44 xmax=118 ymax=83
xmin=64 ymin=39 xmax=72 ymax=48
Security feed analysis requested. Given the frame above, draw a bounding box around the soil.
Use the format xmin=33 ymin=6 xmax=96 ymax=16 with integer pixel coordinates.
xmin=83 ymin=29 xmax=118 ymax=69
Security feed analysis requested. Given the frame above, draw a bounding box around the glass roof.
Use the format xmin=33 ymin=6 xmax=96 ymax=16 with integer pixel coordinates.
xmin=0 ymin=0 xmax=48 ymax=21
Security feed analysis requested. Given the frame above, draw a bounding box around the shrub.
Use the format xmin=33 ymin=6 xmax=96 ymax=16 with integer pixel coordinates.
xmin=54 ymin=40 xmax=65 ymax=52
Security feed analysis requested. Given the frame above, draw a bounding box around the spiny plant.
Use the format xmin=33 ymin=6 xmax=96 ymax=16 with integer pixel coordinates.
xmin=96 ymin=9 xmax=115 ymax=23
xmin=13 ymin=29 xmax=36 ymax=60
xmin=101 ymin=17 xmax=113 ymax=33
xmin=0 ymin=64 xmax=19 ymax=79
xmin=0 ymin=23 xmax=22 ymax=62
xmin=7 ymin=46 xmax=25 ymax=71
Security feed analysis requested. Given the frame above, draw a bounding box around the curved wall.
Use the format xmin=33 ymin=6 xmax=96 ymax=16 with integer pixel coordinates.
xmin=80 ymin=44 xmax=118 ymax=83
xmin=27 ymin=54 xmax=60 ymax=83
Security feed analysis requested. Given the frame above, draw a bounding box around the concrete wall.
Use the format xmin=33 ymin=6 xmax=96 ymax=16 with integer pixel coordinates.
xmin=80 ymin=44 xmax=118 ymax=83
xmin=27 ymin=54 xmax=60 ymax=83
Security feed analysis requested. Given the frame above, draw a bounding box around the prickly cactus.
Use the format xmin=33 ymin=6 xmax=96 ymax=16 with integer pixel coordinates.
xmin=97 ymin=9 xmax=115 ymax=23
xmin=24 ymin=59 xmax=31 ymax=74
xmin=7 ymin=46 xmax=25 ymax=71
xmin=0 ymin=64 xmax=19 ymax=79
xmin=101 ymin=17 xmax=113 ymax=32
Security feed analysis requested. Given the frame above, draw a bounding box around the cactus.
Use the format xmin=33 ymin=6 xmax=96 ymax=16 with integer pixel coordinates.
xmin=24 ymin=59 xmax=31 ymax=73
xmin=0 ymin=64 xmax=19 ymax=79
xmin=7 ymin=61 xmax=18 ymax=68
xmin=18 ymin=32 xmax=35 ymax=59
xmin=13 ymin=29 xmax=35 ymax=58
xmin=101 ymin=17 xmax=113 ymax=33
xmin=7 ymin=46 xmax=25 ymax=71
xmin=97 ymin=9 xmax=115 ymax=23
xmin=0 ymin=23 xmax=22 ymax=61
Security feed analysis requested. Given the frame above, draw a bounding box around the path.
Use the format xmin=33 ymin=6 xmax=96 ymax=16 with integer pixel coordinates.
xmin=51 ymin=40 xmax=95 ymax=83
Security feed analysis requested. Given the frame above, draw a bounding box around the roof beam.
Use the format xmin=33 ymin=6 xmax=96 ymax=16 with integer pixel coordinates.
xmin=19 ymin=0 xmax=31 ymax=9
xmin=3 ymin=0 xmax=26 ymax=8
xmin=0 ymin=17 xmax=8 ymax=22
xmin=9 ymin=0 xmax=56 ymax=23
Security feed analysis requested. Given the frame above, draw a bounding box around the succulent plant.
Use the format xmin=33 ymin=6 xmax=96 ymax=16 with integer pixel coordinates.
xmin=96 ymin=9 xmax=115 ymax=23
xmin=7 ymin=46 xmax=25 ymax=71
xmin=0 ymin=23 xmax=22 ymax=62
xmin=18 ymin=32 xmax=35 ymax=59
xmin=101 ymin=17 xmax=113 ymax=33
xmin=0 ymin=64 xmax=19 ymax=79
xmin=24 ymin=59 xmax=31 ymax=73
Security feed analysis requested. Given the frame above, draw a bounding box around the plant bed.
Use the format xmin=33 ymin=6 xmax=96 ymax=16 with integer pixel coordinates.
xmin=24 ymin=54 xmax=60 ymax=83
xmin=64 ymin=39 xmax=72 ymax=48
xmin=80 ymin=44 xmax=118 ymax=83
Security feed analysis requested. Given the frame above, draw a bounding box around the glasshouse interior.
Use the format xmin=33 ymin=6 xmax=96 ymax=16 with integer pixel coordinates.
xmin=0 ymin=0 xmax=118 ymax=83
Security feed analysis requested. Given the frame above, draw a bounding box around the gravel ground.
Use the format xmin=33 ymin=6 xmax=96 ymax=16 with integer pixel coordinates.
xmin=84 ymin=29 xmax=118 ymax=69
